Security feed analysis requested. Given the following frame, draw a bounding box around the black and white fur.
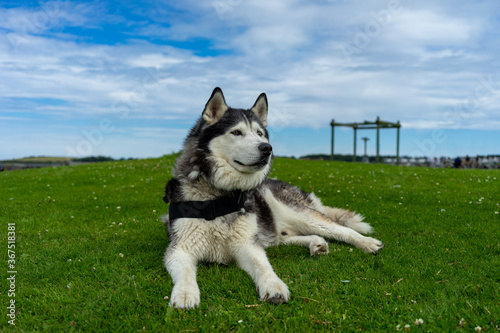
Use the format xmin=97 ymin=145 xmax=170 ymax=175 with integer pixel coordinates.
xmin=163 ymin=87 xmax=384 ymax=309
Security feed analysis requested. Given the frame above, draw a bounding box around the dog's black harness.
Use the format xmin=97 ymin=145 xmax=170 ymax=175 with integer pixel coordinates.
xmin=165 ymin=190 xmax=247 ymax=221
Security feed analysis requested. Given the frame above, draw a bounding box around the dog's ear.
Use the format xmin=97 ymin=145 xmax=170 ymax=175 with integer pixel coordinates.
xmin=251 ymin=93 xmax=268 ymax=127
xmin=202 ymin=87 xmax=228 ymax=125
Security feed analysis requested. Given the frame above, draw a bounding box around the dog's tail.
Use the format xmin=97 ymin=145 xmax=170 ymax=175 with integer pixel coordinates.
xmin=323 ymin=207 xmax=373 ymax=234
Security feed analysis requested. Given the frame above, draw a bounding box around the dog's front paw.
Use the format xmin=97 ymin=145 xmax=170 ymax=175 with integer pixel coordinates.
xmin=310 ymin=237 xmax=329 ymax=256
xmin=359 ymin=236 xmax=384 ymax=254
xmin=258 ymin=278 xmax=290 ymax=304
xmin=169 ymin=284 xmax=200 ymax=310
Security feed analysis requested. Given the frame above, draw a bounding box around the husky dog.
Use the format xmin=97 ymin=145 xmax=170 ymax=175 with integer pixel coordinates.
xmin=162 ymin=87 xmax=384 ymax=309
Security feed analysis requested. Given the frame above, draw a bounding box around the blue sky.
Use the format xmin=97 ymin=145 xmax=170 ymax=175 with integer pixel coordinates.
xmin=1 ymin=0 xmax=499 ymax=160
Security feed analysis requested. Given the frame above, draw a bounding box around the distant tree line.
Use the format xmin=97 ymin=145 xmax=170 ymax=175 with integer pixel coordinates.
xmin=76 ymin=156 xmax=136 ymax=162
xmin=0 ymin=156 xmax=138 ymax=171
xmin=0 ymin=156 xmax=136 ymax=164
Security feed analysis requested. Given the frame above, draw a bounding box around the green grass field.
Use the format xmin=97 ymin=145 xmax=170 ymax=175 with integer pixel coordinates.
xmin=1 ymin=156 xmax=498 ymax=332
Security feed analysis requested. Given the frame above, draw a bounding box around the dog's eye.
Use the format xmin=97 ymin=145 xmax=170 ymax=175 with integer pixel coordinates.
xmin=231 ymin=130 xmax=242 ymax=136
xmin=257 ymin=130 xmax=264 ymax=137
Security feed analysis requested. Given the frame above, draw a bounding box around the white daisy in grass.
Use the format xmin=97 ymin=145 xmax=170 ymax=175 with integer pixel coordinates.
xmin=414 ymin=318 xmax=424 ymax=325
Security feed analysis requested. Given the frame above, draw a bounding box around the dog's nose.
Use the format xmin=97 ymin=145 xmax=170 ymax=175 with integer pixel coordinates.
xmin=259 ymin=143 xmax=273 ymax=156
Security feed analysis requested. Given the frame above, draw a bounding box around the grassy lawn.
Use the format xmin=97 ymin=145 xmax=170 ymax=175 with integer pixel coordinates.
xmin=1 ymin=156 xmax=498 ymax=332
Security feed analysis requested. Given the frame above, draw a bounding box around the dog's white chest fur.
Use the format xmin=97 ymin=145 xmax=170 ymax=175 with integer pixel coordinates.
xmin=170 ymin=213 xmax=259 ymax=264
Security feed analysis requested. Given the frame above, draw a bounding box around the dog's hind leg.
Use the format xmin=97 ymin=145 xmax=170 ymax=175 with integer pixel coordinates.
xmin=164 ymin=248 xmax=200 ymax=309
xmin=264 ymin=189 xmax=384 ymax=254
xmin=281 ymin=234 xmax=329 ymax=256
xmin=273 ymin=201 xmax=383 ymax=254
xmin=232 ymin=242 xmax=290 ymax=304
xmin=291 ymin=208 xmax=384 ymax=254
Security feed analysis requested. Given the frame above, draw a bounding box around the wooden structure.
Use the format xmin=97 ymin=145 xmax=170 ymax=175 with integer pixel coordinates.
xmin=330 ymin=117 xmax=401 ymax=164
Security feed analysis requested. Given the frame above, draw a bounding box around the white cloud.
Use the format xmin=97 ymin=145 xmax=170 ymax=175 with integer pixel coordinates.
xmin=389 ymin=10 xmax=476 ymax=45
xmin=0 ymin=0 xmax=499 ymax=159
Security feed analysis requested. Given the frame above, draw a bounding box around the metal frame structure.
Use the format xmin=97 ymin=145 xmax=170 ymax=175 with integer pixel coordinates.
xmin=330 ymin=117 xmax=401 ymax=164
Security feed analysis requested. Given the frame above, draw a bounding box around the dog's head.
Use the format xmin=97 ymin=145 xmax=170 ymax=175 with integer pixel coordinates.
xmin=177 ymin=87 xmax=272 ymax=192
xmin=201 ymin=87 xmax=271 ymax=171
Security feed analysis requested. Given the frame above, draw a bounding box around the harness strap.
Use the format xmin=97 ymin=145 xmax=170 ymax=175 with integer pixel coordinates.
xmin=166 ymin=191 xmax=247 ymax=221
